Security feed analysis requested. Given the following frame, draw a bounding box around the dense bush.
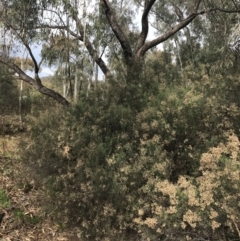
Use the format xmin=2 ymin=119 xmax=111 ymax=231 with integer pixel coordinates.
xmin=20 ymin=71 xmax=240 ymax=240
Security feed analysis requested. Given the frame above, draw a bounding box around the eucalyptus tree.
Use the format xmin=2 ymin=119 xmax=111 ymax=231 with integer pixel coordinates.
xmin=42 ymin=34 xmax=94 ymax=99
xmin=0 ymin=0 xmax=70 ymax=106
xmin=41 ymin=33 xmax=86 ymax=99
xmin=0 ymin=0 xmax=240 ymax=106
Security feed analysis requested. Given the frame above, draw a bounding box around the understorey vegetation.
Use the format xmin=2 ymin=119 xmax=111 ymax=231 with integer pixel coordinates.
xmin=19 ymin=59 xmax=240 ymax=240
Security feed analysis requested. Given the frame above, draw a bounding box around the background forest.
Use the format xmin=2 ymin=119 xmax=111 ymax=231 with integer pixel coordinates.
xmin=1 ymin=0 xmax=240 ymax=240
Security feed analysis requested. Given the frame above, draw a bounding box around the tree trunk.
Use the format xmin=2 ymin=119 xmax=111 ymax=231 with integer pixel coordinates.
xmin=126 ymin=57 xmax=145 ymax=85
xmin=73 ymin=68 xmax=79 ymax=103
xmin=19 ymin=51 xmax=25 ymax=130
xmin=18 ymin=79 xmax=23 ymax=130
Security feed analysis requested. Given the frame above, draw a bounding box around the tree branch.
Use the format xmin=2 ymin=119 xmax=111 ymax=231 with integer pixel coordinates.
xmin=101 ymin=0 xmax=133 ymax=61
xmin=138 ymin=6 xmax=240 ymax=57
xmin=4 ymin=21 xmax=45 ymax=86
xmin=0 ymin=56 xmax=70 ymax=106
xmin=138 ymin=13 xmax=198 ymax=56
xmin=35 ymin=24 xmax=83 ymax=41
xmin=21 ymin=39 xmax=41 ymax=82
xmin=136 ymin=0 xmax=156 ymax=51
xmin=206 ymin=7 xmax=240 ymax=14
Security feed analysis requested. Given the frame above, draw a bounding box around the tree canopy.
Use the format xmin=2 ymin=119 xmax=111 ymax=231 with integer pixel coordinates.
xmin=0 ymin=0 xmax=240 ymax=105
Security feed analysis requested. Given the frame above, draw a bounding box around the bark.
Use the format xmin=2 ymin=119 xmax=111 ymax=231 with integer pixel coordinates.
xmin=101 ymin=0 xmax=133 ymax=61
xmin=136 ymin=0 xmax=156 ymax=52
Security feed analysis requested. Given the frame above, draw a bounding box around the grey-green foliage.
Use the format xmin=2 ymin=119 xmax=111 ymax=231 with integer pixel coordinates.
xmin=6 ymin=0 xmax=40 ymax=40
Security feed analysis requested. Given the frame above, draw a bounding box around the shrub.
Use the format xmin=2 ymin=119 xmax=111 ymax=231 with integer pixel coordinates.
xmin=20 ymin=72 xmax=240 ymax=240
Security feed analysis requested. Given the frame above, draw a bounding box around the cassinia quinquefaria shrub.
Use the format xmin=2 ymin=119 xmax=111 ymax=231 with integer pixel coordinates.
xmin=134 ymin=133 xmax=240 ymax=240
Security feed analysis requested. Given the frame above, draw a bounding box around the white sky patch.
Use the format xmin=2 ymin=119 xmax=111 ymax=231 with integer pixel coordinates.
xmin=25 ymin=66 xmax=56 ymax=78
xmin=40 ymin=67 xmax=56 ymax=77
xmin=25 ymin=70 xmax=34 ymax=78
